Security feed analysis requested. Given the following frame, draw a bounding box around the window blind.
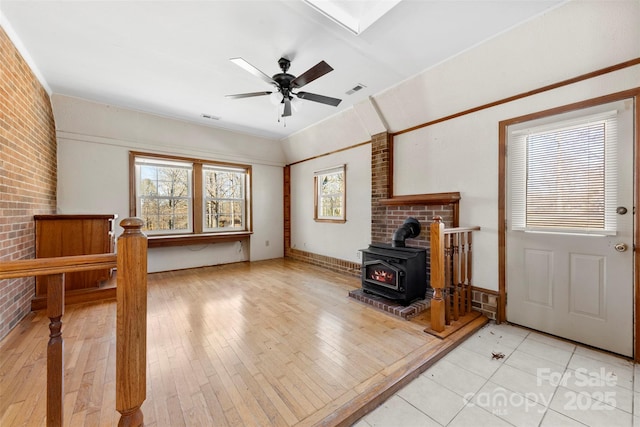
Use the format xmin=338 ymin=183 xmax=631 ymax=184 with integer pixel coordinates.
xmin=509 ymin=110 xmax=618 ymax=235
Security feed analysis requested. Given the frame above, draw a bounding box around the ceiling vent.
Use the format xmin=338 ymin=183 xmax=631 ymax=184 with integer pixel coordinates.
xmin=346 ymin=83 xmax=366 ymax=95
xmin=201 ymin=113 xmax=220 ymax=120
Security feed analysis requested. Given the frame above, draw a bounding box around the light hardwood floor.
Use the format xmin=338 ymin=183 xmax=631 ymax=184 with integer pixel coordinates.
xmin=0 ymin=258 xmax=485 ymax=426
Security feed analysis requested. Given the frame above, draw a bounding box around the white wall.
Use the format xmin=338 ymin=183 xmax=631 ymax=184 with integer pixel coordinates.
xmin=282 ymin=0 xmax=640 ymax=290
xmin=289 ymin=143 xmax=371 ymax=263
xmin=53 ymin=95 xmax=285 ymax=272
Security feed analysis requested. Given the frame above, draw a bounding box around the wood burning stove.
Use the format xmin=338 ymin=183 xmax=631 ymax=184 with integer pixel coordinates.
xmin=360 ymin=217 xmax=427 ymax=305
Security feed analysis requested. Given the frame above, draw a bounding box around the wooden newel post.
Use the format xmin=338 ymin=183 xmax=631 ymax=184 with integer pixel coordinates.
xmin=47 ymin=273 xmax=65 ymax=427
xmin=430 ymin=217 xmax=446 ymax=332
xmin=116 ymin=218 xmax=147 ymax=427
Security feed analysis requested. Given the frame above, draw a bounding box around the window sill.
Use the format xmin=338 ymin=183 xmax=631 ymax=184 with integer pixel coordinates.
xmin=147 ymin=231 xmax=252 ymax=248
xmin=314 ymin=218 xmax=347 ymax=224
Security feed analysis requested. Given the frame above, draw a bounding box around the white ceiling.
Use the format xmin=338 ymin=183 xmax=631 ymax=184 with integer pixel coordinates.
xmin=1 ymin=0 xmax=564 ymax=140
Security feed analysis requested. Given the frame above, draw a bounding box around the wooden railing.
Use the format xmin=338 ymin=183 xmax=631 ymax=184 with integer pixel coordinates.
xmin=430 ymin=216 xmax=480 ymax=333
xmin=0 ymin=217 xmax=147 ymax=427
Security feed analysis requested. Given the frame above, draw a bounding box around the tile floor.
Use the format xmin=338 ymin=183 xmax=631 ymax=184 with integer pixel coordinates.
xmin=353 ymin=322 xmax=639 ymax=427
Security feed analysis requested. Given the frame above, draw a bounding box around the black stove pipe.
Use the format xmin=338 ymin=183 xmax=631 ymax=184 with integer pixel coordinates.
xmin=392 ymin=217 xmax=421 ymax=247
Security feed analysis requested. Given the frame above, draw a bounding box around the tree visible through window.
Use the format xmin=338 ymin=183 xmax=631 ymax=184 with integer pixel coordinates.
xmin=137 ymin=159 xmax=192 ymax=234
xmin=132 ymin=152 xmax=251 ymax=236
xmin=204 ymin=167 xmax=246 ymax=231
xmin=314 ymin=165 xmax=346 ymax=222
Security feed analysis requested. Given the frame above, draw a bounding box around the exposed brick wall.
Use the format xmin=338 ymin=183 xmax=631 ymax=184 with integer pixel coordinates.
xmin=287 ymin=248 xmax=360 ymax=277
xmin=370 ymin=132 xmax=391 ymax=244
xmin=377 ymin=205 xmax=454 ymax=249
xmin=283 ymin=165 xmax=291 ymax=257
xmin=0 ymin=27 xmax=57 ymax=341
xmin=472 ymin=288 xmax=499 ymax=321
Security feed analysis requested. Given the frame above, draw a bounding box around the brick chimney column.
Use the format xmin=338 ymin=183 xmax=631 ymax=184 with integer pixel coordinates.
xmin=371 ymin=132 xmax=390 ymax=244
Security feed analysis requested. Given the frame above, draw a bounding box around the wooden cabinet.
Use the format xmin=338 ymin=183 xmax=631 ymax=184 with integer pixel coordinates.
xmin=34 ymin=214 xmax=117 ymax=296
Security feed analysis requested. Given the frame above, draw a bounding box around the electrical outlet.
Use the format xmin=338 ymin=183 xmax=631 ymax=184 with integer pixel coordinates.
xmin=265 ymin=240 xmax=270 ymax=247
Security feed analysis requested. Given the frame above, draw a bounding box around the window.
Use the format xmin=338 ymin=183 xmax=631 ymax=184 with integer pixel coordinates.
xmin=136 ymin=158 xmax=192 ymax=234
xmin=203 ymin=166 xmax=246 ymax=231
xmin=131 ymin=152 xmax=251 ymax=237
xmin=314 ymin=165 xmax=346 ymax=222
xmin=509 ymin=110 xmax=618 ymax=235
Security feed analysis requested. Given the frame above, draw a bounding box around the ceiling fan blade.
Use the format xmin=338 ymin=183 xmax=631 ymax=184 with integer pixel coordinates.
xmin=296 ymin=91 xmax=342 ymax=107
xmin=291 ymin=61 xmax=333 ymax=88
xmin=282 ymin=97 xmax=292 ymax=117
xmin=230 ymin=57 xmax=276 ymax=85
xmin=226 ymin=91 xmax=272 ymax=99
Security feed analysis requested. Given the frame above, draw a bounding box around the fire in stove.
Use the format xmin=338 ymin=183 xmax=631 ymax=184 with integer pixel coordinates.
xmin=371 ymin=268 xmax=395 ymax=284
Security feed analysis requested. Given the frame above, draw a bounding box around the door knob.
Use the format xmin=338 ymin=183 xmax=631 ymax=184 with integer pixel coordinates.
xmin=614 ymin=243 xmax=628 ymax=252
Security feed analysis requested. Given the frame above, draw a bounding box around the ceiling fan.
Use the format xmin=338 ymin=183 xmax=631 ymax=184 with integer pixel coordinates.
xmin=226 ymin=57 xmax=342 ymax=117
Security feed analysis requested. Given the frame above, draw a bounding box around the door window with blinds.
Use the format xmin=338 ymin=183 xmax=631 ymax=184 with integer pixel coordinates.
xmin=508 ymin=110 xmax=618 ymax=235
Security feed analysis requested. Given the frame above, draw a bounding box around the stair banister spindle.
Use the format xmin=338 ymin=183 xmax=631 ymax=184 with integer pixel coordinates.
xmin=46 ymin=273 xmax=64 ymax=427
xmin=459 ymin=231 xmax=471 ymax=316
xmin=466 ymin=231 xmax=473 ymax=313
xmin=452 ymin=232 xmax=460 ymax=321
xmin=444 ymin=233 xmax=452 ymax=325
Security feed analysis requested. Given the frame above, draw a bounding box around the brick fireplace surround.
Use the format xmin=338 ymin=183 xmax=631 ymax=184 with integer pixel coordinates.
xmin=284 ymin=132 xmax=498 ymax=320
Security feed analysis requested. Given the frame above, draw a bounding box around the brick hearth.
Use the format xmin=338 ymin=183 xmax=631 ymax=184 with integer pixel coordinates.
xmin=348 ymin=288 xmax=430 ymax=320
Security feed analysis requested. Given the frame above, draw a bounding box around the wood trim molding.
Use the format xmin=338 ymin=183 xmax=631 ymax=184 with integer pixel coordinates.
xmin=33 ymin=214 xmax=117 ymax=220
xmin=0 ymin=253 xmax=117 ymax=280
xmin=379 ymin=192 xmax=461 ymax=206
xmin=286 ymin=140 xmax=370 ymax=167
xmin=634 ymin=89 xmax=640 ymax=362
xmin=147 ymin=232 xmax=252 ymax=248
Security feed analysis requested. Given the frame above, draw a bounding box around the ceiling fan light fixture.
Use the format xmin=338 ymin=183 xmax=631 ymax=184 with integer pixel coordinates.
xmin=291 ymin=97 xmax=304 ymax=113
xmin=269 ymin=91 xmax=282 ymax=105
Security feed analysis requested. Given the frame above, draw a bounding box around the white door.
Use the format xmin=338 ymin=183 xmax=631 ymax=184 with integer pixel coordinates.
xmin=506 ymin=98 xmax=634 ymax=357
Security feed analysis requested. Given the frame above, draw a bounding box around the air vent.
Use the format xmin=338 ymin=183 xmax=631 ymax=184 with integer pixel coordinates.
xmin=346 ymin=83 xmax=366 ymax=95
xmin=201 ymin=113 xmax=220 ymax=120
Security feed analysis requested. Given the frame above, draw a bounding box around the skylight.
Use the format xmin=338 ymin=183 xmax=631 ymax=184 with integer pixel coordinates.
xmin=303 ymin=0 xmax=402 ymax=35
